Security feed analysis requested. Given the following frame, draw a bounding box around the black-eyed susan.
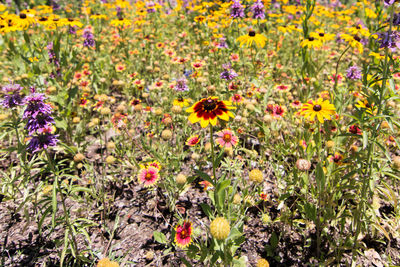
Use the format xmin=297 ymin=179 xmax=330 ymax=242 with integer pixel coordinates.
xmin=309 ymin=29 xmax=335 ymax=43
xmin=236 ymin=30 xmax=267 ymax=48
xmin=341 ymin=34 xmax=363 ymax=53
xmin=300 ymin=36 xmax=323 ymax=49
xmin=173 ymin=97 xmax=190 ymax=107
xmin=186 ymin=96 xmax=235 ymax=128
xmin=300 ymin=98 xmax=336 ymax=123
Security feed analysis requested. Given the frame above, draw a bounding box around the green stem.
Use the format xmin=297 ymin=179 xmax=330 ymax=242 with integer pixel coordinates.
xmin=45 ymin=151 xmax=78 ymax=256
xmin=210 ymin=125 xmax=217 ymax=184
xmin=333 ymin=45 xmax=351 ymax=93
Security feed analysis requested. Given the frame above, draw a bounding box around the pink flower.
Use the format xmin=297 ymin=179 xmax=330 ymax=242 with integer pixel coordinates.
xmin=138 ymin=166 xmax=159 ymax=187
xmin=175 ymin=221 xmax=193 ymax=248
xmin=231 ymin=94 xmax=243 ymax=104
xmin=216 ymin=129 xmax=238 ymax=148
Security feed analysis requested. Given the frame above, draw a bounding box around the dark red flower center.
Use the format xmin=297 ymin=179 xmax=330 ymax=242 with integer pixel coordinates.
xmin=145 ymin=172 xmax=153 ymax=180
xmin=308 ymin=37 xmax=315 ymax=41
xmin=248 ymin=30 xmax=256 ymax=37
xmin=319 ymin=33 xmax=324 ymax=37
xmin=313 ymin=105 xmax=322 ymax=111
xmin=203 ymin=99 xmax=218 ymax=111
xmin=20 ymin=13 xmax=27 ymax=19
xmin=223 ymin=134 xmax=232 ymax=142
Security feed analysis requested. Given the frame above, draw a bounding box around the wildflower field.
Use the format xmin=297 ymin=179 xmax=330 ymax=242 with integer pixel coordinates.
xmin=1 ymin=0 xmax=400 ymax=266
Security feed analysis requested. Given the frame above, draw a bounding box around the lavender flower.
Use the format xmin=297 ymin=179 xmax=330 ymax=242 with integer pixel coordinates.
xmin=251 ymin=0 xmax=265 ymax=19
xmin=377 ymin=31 xmax=400 ymax=51
xmin=27 ymin=127 xmax=59 ymax=153
xmin=25 ymin=111 xmax=54 ymax=135
xmin=218 ymin=37 xmax=228 ymax=49
xmin=220 ymin=63 xmax=238 ymax=81
xmin=1 ymin=83 xmax=25 ymax=108
xmin=146 ymin=1 xmax=156 ymax=13
xmin=83 ymin=27 xmax=95 ymax=47
xmin=388 ymin=13 xmax=400 ymax=26
xmin=69 ymin=26 xmax=77 ymax=35
xmin=46 ymin=42 xmax=60 ymax=68
xmin=116 ymin=6 xmax=122 ymax=18
xmin=384 ymin=0 xmax=395 ymax=6
xmin=175 ymin=77 xmax=189 ymax=91
xmin=46 ymin=42 xmax=61 ymax=78
xmin=24 ymin=93 xmax=58 ymax=153
xmin=346 ymin=65 xmax=362 ymax=80
xmin=230 ymin=0 xmax=245 ymax=19
xmin=23 ymin=93 xmax=52 ymax=120
xmin=183 ymin=69 xmax=193 ymax=77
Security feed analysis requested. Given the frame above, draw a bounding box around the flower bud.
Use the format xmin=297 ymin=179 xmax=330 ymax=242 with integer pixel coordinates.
xmin=325 ymin=140 xmax=335 ymax=149
xmin=210 ymin=217 xmax=230 ymax=240
xmin=176 ymin=173 xmax=187 ymax=185
xmin=249 ymin=169 xmax=264 ymax=183
xmin=256 ymin=258 xmax=270 ymax=267
xmin=73 ymin=153 xmax=85 ymax=162
xmin=392 ymin=156 xmax=400 ymax=169
xmin=161 ymin=129 xmax=173 ymax=140
xmin=105 ymin=155 xmax=116 ymax=164
xmin=296 ymin=159 xmax=311 ymax=171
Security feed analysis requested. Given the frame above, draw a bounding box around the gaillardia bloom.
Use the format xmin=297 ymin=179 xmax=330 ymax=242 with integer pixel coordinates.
xmin=186 ymin=135 xmax=200 ymax=146
xmin=175 ymin=221 xmax=193 ymax=248
xmin=186 ymin=96 xmax=235 ymax=128
xmin=138 ymin=166 xmax=159 ymax=187
xmin=216 ymin=129 xmax=238 ymax=148
xmin=300 ymin=98 xmax=336 ymax=123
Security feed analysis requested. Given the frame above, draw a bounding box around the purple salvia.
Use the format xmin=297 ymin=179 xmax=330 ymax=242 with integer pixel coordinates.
xmin=0 ymin=83 xmax=25 ymax=108
xmin=230 ymin=0 xmax=245 ymax=19
xmin=251 ymin=0 xmax=265 ymax=19
xmin=346 ymin=65 xmax=362 ymax=80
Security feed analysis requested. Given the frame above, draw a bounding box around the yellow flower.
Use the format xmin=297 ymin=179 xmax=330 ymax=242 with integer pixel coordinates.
xmin=365 ymin=8 xmax=377 ymax=19
xmin=369 ymin=52 xmax=384 ymax=60
xmin=341 ymin=34 xmax=363 ymax=53
xmin=309 ymin=29 xmax=335 ymax=43
xmin=236 ymin=30 xmax=268 ymax=48
xmin=355 ymin=100 xmax=375 ymax=114
xmin=186 ymin=96 xmax=235 ymax=128
xmin=110 ymin=18 xmax=132 ymax=27
xmin=300 ymin=36 xmax=323 ymax=49
xmin=300 ymin=98 xmax=336 ymax=123
xmin=173 ymin=97 xmax=190 ymax=107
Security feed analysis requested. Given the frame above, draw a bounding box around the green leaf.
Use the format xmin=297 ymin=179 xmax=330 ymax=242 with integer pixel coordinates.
xmin=232 ymin=256 xmax=248 ymax=267
xmin=153 ymin=231 xmax=167 ymax=244
xmin=304 ymin=202 xmax=317 ymax=221
xmin=210 ymin=252 xmax=220 ymax=266
xmin=55 ymin=118 xmax=68 ymax=130
xmin=227 ymin=227 xmax=242 ymax=241
xmin=270 ymin=232 xmax=279 ymax=249
xmin=60 ymin=228 xmax=69 ymax=267
xmin=194 ymin=169 xmax=215 ymax=186
xmin=23 ymin=32 xmax=30 ymax=44
xmin=200 ymin=203 xmax=213 ymax=219
xmin=52 ymin=176 xmax=58 ymax=229
xmin=180 ymin=257 xmax=193 ymax=267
